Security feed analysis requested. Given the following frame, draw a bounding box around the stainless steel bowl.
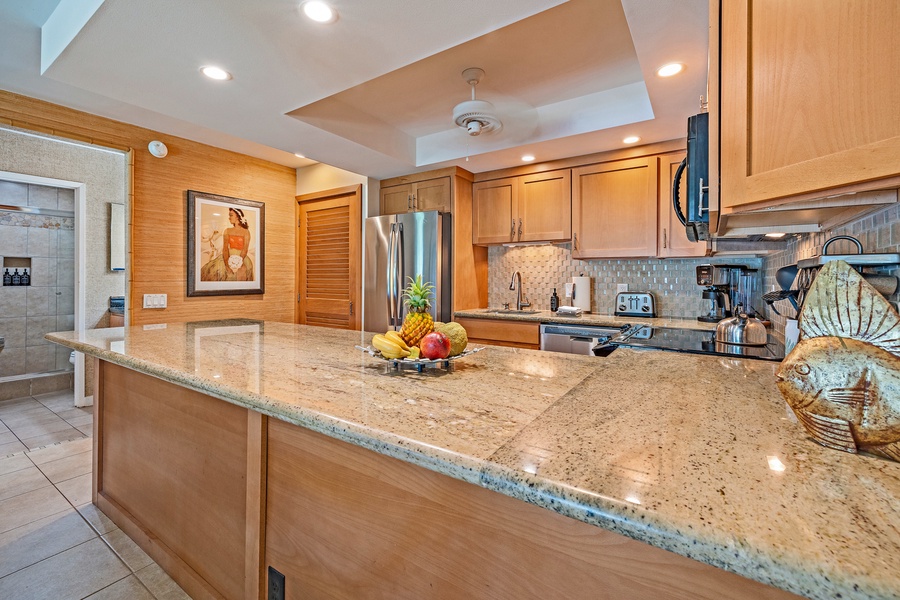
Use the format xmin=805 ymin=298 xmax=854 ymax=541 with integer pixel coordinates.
xmin=715 ymin=313 xmax=768 ymax=346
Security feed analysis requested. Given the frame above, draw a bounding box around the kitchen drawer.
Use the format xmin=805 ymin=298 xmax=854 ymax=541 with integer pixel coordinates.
xmin=455 ymin=317 xmax=539 ymax=350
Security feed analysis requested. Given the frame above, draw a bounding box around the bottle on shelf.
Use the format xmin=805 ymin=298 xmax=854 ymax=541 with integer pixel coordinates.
xmin=2 ymin=269 xmax=10 ymax=286
xmin=20 ymin=268 xmax=30 ymax=286
xmin=550 ymin=288 xmax=559 ymax=312
xmin=11 ymin=269 xmax=21 ymax=286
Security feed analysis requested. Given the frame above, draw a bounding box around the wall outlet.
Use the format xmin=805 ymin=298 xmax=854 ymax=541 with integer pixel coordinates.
xmin=143 ymin=294 xmax=167 ymax=309
xmin=617 ymin=284 xmax=628 ymax=293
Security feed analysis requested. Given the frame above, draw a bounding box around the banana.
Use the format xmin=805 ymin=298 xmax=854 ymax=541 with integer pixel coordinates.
xmin=372 ymin=334 xmax=410 ymax=359
xmin=384 ymin=330 xmax=410 ymax=351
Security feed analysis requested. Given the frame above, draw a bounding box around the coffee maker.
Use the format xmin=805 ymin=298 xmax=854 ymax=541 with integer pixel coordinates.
xmin=695 ymin=264 xmax=744 ymax=322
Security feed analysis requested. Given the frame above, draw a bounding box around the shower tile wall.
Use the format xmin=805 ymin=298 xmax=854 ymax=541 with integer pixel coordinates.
xmin=487 ymin=244 xmax=763 ymax=318
xmin=762 ymin=203 xmax=900 ymax=337
xmin=0 ymin=181 xmax=75 ymax=378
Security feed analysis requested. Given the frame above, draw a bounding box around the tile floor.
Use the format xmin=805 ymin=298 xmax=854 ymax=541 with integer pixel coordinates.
xmin=0 ymin=391 xmax=191 ymax=599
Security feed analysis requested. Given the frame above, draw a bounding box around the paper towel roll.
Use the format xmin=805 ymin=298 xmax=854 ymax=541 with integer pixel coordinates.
xmin=572 ymin=276 xmax=592 ymax=313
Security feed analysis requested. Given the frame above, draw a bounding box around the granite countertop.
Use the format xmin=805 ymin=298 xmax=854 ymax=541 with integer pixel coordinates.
xmin=47 ymin=321 xmax=900 ymax=600
xmin=454 ymin=308 xmax=719 ymax=331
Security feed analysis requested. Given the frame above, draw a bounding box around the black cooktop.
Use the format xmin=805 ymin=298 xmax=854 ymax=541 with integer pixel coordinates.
xmin=615 ymin=326 xmax=785 ymax=361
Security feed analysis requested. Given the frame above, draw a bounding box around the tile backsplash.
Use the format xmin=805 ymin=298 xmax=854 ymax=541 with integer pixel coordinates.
xmin=488 ymin=244 xmax=763 ymax=318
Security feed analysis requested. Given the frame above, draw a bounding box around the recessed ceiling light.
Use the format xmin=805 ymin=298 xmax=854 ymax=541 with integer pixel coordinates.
xmin=294 ymin=153 xmax=306 ymax=158
xmin=656 ymin=63 xmax=684 ymax=77
xmin=764 ymin=232 xmax=787 ymax=238
xmin=302 ymin=1 xmax=337 ymax=23
xmin=623 ymin=136 xmax=641 ymax=144
xmin=521 ymin=154 xmax=535 ymax=162
xmin=200 ymin=66 xmax=232 ymax=81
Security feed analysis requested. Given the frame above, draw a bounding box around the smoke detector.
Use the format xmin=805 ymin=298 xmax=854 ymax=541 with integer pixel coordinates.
xmin=452 ymin=68 xmax=502 ymax=136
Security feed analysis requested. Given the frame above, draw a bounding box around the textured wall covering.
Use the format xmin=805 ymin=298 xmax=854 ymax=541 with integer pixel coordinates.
xmin=488 ymin=244 xmax=763 ymax=318
xmin=762 ymin=203 xmax=900 ymax=337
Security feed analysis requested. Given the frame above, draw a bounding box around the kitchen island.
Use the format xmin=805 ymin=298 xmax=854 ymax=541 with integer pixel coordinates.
xmin=47 ymin=321 xmax=900 ymax=600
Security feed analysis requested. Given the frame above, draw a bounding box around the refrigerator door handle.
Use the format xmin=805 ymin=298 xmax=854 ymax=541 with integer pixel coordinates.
xmin=395 ymin=222 xmax=405 ymax=326
xmin=387 ymin=223 xmax=396 ymax=326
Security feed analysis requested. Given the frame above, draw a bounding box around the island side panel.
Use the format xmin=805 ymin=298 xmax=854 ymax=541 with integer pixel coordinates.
xmin=94 ymin=360 xmax=252 ymax=600
xmin=265 ymin=420 xmax=800 ymax=600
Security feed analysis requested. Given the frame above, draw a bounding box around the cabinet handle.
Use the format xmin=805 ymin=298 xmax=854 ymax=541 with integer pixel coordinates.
xmin=510 ymin=219 xmax=516 ymax=239
xmin=407 ymin=195 xmax=412 ymax=210
xmin=518 ymin=218 xmax=523 ymax=239
xmin=574 ymin=232 xmax=578 ymax=250
xmin=663 ymin=228 xmax=668 ymax=249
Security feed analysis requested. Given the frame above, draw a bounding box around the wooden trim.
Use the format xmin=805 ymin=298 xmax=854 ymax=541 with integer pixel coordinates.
xmin=455 ymin=317 xmax=539 ymax=346
xmin=91 ymin=357 xmax=103 ymax=505
xmin=245 ymin=411 xmax=268 ymax=600
xmin=296 ymin=184 xmax=362 ymax=204
xmin=473 ymin=139 xmax=686 ymax=182
xmin=380 ymin=166 xmax=473 ymax=188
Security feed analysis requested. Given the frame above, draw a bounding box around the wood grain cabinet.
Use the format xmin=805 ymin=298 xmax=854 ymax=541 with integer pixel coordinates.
xmin=379 ymin=176 xmax=450 ymax=215
xmin=571 ymin=157 xmax=658 ymax=259
xmin=658 ymin=151 xmax=706 ymax=258
xmin=716 ymin=0 xmax=900 ymax=211
xmin=473 ymin=169 xmax=571 ymax=245
xmin=454 ymin=316 xmax=540 ymax=349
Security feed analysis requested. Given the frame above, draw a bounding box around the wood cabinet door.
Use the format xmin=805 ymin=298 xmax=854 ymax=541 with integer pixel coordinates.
xmin=658 ymin=152 xmax=706 ymax=258
xmin=380 ymin=183 xmax=412 ymax=215
xmin=517 ymin=170 xmax=571 ymax=243
xmin=572 ymin=157 xmax=657 ymax=259
xmin=473 ymin=177 xmax=517 ymax=245
xmin=412 ymin=176 xmax=450 ymax=212
xmin=719 ymin=0 xmax=900 ymax=210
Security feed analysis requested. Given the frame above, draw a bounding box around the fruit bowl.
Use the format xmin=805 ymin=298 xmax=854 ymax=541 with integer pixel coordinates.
xmin=355 ymin=345 xmax=485 ymax=372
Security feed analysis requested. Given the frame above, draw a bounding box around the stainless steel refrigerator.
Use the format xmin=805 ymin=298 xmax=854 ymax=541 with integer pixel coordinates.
xmin=363 ymin=211 xmax=451 ymax=333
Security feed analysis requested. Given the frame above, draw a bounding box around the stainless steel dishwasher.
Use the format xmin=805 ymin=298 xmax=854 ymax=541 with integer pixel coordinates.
xmin=539 ymin=323 xmax=629 ymax=356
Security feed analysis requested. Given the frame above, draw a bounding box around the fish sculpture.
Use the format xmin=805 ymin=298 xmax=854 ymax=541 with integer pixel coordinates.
xmin=776 ymin=260 xmax=900 ymax=461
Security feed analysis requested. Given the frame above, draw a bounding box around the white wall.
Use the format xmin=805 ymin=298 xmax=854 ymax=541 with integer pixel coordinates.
xmin=296 ymin=163 xmax=377 ymax=216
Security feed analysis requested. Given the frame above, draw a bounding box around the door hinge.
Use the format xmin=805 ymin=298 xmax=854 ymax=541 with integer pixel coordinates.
xmin=349 ymin=301 xmax=353 ymax=315
xmin=297 ymin=293 xmax=301 ymax=302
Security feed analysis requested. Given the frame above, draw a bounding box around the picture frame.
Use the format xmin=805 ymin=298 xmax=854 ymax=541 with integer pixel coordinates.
xmin=187 ymin=190 xmax=265 ymax=296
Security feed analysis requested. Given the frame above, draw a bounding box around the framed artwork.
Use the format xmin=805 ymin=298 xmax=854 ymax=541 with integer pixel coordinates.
xmin=187 ymin=190 xmax=264 ymax=296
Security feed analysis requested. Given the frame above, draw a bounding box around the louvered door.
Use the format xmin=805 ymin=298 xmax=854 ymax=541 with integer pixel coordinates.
xmin=297 ymin=186 xmax=361 ymax=329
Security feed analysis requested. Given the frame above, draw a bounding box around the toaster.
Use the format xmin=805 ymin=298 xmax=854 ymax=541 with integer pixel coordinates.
xmin=614 ymin=292 xmax=656 ymax=318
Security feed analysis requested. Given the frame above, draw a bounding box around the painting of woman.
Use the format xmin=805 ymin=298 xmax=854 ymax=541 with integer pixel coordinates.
xmin=200 ymin=207 xmax=254 ymax=281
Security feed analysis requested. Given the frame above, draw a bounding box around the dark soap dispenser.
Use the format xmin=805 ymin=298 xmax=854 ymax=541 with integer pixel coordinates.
xmin=550 ymin=288 xmax=559 ymax=312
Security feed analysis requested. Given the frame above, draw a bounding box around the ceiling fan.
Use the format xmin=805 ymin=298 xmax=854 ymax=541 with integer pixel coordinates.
xmin=452 ymin=68 xmax=503 ymax=136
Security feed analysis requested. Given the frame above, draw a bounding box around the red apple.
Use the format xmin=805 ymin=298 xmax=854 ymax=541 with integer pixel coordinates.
xmin=419 ymin=331 xmax=451 ymax=359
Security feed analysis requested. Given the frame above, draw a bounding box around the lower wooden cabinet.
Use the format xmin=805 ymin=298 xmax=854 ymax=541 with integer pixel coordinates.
xmin=454 ymin=316 xmax=540 ymax=349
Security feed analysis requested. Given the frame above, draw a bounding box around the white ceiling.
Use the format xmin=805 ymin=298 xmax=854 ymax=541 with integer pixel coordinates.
xmin=0 ymin=0 xmax=708 ymax=179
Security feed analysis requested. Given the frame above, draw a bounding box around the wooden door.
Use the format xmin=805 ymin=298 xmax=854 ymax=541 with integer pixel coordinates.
xmin=719 ymin=0 xmax=900 ymax=210
xmin=658 ymin=152 xmax=706 ymax=258
xmin=297 ymin=185 xmax=362 ymax=329
xmin=412 ymin=177 xmax=450 ymax=212
xmin=517 ymin=169 xmax=571 ymax=243
xmin=473 ymin=177 xmax=517 ymax=245
xmin=572 ymin=157 xmax=657 ymax=259
xmin=380 ymin=183 xmax=412 ymax=215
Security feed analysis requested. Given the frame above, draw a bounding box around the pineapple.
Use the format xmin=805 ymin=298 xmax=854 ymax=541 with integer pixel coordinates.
xmin=400 ymin=275 xmax=435 ymax=346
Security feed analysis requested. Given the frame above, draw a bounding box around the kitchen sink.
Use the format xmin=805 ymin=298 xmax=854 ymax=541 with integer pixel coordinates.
xmin=486 ymin=309 xmax=540 ymax=315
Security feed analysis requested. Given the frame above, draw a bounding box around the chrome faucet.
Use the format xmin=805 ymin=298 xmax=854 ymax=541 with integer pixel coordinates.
xmin=508 ymin=271 xmax=531 ymax=311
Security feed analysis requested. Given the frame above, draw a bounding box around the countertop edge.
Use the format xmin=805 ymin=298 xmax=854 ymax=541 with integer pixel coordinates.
xmin=49 ymin=331 xmax=890 ymax=600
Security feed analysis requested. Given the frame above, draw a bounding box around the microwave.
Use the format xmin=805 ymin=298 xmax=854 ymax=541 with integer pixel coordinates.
xmin=672 ymin=112 xmax=710 ymax=241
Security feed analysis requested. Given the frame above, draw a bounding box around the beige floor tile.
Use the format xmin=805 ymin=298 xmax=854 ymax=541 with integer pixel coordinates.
xmin=56 ymin=472 xmax=92 ymax=506
xmin=21 ymin=429 xmax=86 ymax=450
xmin=0 ymin=485 xmax=70 ymax=534
xmin=0 ymin=431 xmax=16 ymax=445
xmin=52 ymin=407 xmax=92 ymax=421
xmin=135 ymin=563 xmax=191 ymax=600
xmin=0 ymin=509 xmax=96 ymax=578
xmin=9 ymin=416 xmax=74 ymax=440
xmin=102 ymin=528 xmax=153 ymax=572
xmin=0 ymin=463 xmax=51 ymax=501
xmin=63 ymin=414 xmax=93 ymax=428
xmin=35 ymin=448 xmax=91 ymax=484
xmin=0 ymin=421 xmax=8 ymax=434
xmin=0 ymin=404 xmax=56 ymax=424
xmin=0 ymin=397 xmax=42 ymax=416
xmin=0 ymin=537 xmax=129 ymax=600
xmin=0 ymin=440 xmax=27 ymax=456
xmin=76 ymin=503 xmax=118 ymax=536
xmin=0 ymin=453 xmax=31 ymax=477
xmin=26 ymin=436 xmax=92 ymax=465
xmin=84 ymin=575 xmax=155 ymax=600
xmin=33 ymin=391 xmax=76 ymax=412
xmin=77 ymin=424 xmax=94 ymax=437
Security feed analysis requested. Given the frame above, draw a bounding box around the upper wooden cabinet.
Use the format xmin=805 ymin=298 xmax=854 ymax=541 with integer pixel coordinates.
xmin=379 ymin=176 xmax=450 ymax=215
xmin=658 ymin=151 xmax=706 ymax=258
xmin=572 ymin=157 xmax=657 ymax=259
xmin=473 ymin=169 xmax=571 ymax=245
xmin=717 ymin=0 xmax=900 ymax=212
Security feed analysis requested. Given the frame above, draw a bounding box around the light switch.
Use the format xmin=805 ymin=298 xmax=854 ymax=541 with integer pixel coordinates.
xmin=143 ymin=294 xmax=167 ymax=309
